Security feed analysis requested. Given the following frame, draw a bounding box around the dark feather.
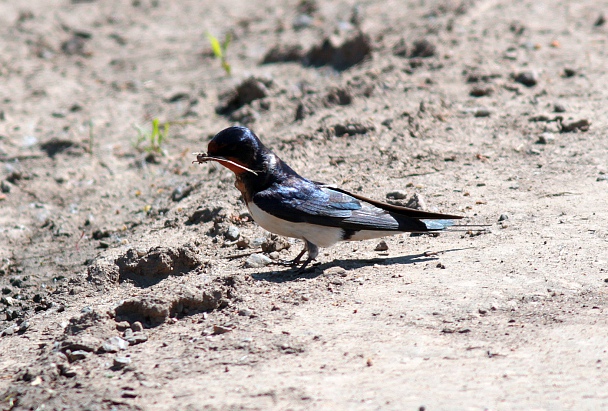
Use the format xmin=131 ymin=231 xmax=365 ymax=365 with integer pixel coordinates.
xmin=252 ymin=179 xmax=452 ymax=233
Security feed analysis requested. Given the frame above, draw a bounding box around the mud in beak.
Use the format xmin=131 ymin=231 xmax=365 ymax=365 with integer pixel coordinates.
xmin=193 ymin=153 xmax=259 ymax=176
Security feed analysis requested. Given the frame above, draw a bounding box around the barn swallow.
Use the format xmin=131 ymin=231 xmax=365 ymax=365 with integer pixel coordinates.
xmin=195 ymin=126 xmax=467 ymax=271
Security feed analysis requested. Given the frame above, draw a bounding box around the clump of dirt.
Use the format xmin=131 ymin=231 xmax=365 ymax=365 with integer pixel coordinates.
xmin=262 ymin=32 xmax=372 ymax=71
xmin=115 ymin=244 xmax=203 ymax=286
xmin=114 ymin=286 xmax=230 ymax=326
xmin=304 ymin=32 xmax=372 ymax=71
xmin=216 ymin=77 xmax=273 ymax=115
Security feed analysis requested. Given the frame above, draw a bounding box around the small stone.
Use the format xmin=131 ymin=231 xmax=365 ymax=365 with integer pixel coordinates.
xmin=293 ymin=13 xmax=314 ymax=30
xmin=236 ymin=237 xmax=250 ymax=249
xmin=268 ymin=251 xmax=280 ymax=260
xmin=123 ymin=328 xmax=134 ymax=339
xmin=410 ymin=39 xmax=436 ymax=58
xmin=113 ymin=356 xmax=132 ymax=369
xmin=594 ymin=14 xmax=605 ymax=27
xmin=102 ymin=336 xmax=129 ymax=353
xmin=171 ymin=184 xmax=193 ymax=202
xmin=386 ymin=190 xmax=407 ymax=200
xmin=224 ymin=225 xmax=240 ymax=241
xmin=474 ymin=108 xmax=491 ymax=117
xmin=498 ymin=214 xmax=509 ymax=221
xmin=115 ymin=321 xmax=131 ymax=331
xmin=261 ymin=235 xmax=290 ymax=253
xmin=238 ymin=308 xmax=253 ymax=317
xmin=1 ymin=296 xmax=14 ymax=306
xmin=18 ymin=321 xmax=30 ymax=333
xmin=213 ymin=324 xmax=233 ymax=335
xmin=124 ymin=331 xmax=148 ymax=345
xmin=405 ymin=193 xmax=427 ymax=211
xmin=66 ymin=350 xmax=89 ymax=362
xmin=245 ymin=253 xmax=272 ymax=268
xmin=514 ymin=71 xmax=538 ymax=87
xmin=131 ymin=321 xmax=144 ymax=332
xmin=563 ymin=67 xmax=576 ymax=78
xmin=597 ymin=175 xmax=608 ymax=182
xmin=58 ymin=364 xmax=77 ymax=378
xmin=469 ymin=86 xmax=493 ymax=97
xmin=1 ymin=181 xmax=11 ymax=193
xmin=2 ymin=325 xmax=17 ymax=336
xmin=553 ymin=103 xmax=566 ymax=113
xmin=536 ymin=133 xmax=555 ymax=144
xmin=374 ymin=240 xmax=389 ymax=251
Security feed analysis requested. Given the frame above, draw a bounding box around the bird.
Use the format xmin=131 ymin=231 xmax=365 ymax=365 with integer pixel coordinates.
xmin=195 ymin=126 xmax=467 ymax=271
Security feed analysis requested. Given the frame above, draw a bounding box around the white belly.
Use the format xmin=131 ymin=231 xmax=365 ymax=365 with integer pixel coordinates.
xmin=248 ymin=202 xmax=343 ymax=248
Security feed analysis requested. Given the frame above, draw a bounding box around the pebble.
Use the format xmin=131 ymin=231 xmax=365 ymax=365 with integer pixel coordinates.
xmin=224 ymin=225 xmax=240 ymax=241
xmin=1 ymin=296 xmax=14 ymax=306
xmin=245 ymin=253 xmax=272 ymax=268
xmin=67 ymin=350 xmax=89 ymax=362
xmin=213 ymin=324 xmax=233 ymax=335
xmin=236 ymin=237 xmax=250 ymax=249
xmin=115 ymin=321 xmax=131 ymax=331
xmin=374 ymin=240 xmax=389 ymax=251
xmin=514 ymin=71 xmax=538 ymax=87
xmin=131 ymin=321 xmax=144 ymax=332
xmin=58 ymin=364 xmax=77 ymax=378
xmin=113 ymin=356 xmax=132 ymax=369
xmin=18 ymin=321 xmax=30 ymax=333
xmin=171 ymin=184 xmax=193 ymax=202
xmin=261 ymin=234 xmax=291 ymax=252
xmin=597 ymin=175 xmax=608 ymax=182
xmin=102 ymin=336 xmax=129 ymax=353
xmin=1 ymin=181 xmax=11 ymax=193
xmin=293 ymin=13 xmax=314 ymax=30
xmin=238 ymin=308 xmax=253 ymax=317
xmin=553 ymin=102 xmax=566 ymax=113
xmin=1 ymin=325 xmax=17 ymax=336
xmin=386 ymin=190 xmax=408 ymax=200
xmin=124 ymin=332 xmax=148 ymax=345
xmin=498 ymin=214 xmax=509 ymax=221
xmin=473 ymin=108 xmax=491 ymax=117
xmin=405 ymin=193 xmax=427 ymax=210
xmin=563 ymin=67 xmax=576 ymax=78
xmin=536 ymin=133 xmax=555 ymax=144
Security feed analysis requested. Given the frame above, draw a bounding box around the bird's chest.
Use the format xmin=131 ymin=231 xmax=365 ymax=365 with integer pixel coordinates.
xmin=234 ymin=177 xmax=252 ymax=203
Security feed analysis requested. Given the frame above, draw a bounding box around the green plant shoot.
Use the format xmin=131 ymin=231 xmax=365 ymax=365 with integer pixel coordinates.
xmin=135 ymin=118 xmax=169 ymax=155
xmin=207 ymin=32 xmax=232 ymax=75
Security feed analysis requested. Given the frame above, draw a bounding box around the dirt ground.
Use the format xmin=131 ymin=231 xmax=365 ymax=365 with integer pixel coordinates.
xmin=1 ymin=0 xmax=607 ymax=409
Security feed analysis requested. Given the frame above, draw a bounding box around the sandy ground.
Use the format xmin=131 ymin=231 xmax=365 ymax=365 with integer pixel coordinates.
xmin=1 ymin=0 xmax=607 ymax=410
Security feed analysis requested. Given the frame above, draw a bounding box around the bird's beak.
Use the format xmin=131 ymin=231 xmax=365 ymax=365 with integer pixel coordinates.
xmin=193 ymin=153 xmax=259 ymax=176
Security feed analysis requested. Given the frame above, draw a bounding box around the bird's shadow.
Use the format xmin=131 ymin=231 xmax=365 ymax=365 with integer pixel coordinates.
xmin=251 ymin=248 xmax=470 ymax=283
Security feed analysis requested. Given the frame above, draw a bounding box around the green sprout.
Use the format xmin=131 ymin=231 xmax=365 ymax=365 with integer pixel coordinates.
xmin=207 ymin=32 xmax=232 ymax=75
xmin=134 ymin=118 xmax=169 ymax=155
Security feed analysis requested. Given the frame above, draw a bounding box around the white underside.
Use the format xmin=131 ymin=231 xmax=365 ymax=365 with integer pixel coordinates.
xmin=248 ymin=202 xmax=402 ymax=248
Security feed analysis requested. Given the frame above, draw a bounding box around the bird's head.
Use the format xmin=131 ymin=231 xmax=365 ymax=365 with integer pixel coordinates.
xmin=197 ymin=126 xmax=270 ymax=176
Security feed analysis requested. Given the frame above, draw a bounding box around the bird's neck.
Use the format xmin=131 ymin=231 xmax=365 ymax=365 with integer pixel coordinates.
xmin=235 ymin=152 xmax=301 ymax=203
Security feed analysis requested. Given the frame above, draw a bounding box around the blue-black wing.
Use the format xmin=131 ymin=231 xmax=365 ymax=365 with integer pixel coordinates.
xmin=252 ymin=180 xmax=437 ymax=232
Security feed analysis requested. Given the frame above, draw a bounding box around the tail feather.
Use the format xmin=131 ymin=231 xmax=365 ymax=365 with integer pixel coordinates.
xmin=422 ymin=219 xmax=456 ymax=230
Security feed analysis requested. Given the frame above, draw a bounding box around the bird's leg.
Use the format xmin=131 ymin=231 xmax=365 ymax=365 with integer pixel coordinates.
xmin=296 ymin=240 xmax=318 ymax=273
xmin=274 ymin=243 xmax=307 ymax=266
